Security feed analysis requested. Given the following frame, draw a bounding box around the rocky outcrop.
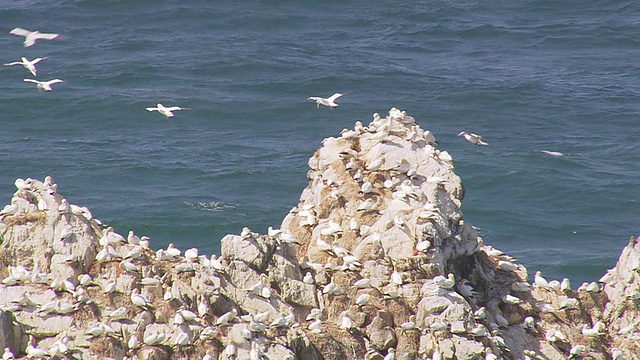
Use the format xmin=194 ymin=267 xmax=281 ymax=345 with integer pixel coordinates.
xmin=0 ymin=108 xmax=638 ymax=359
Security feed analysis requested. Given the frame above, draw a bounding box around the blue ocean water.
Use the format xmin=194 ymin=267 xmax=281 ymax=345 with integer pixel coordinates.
xmin=1 ymin=0 xmax=639 ymax=286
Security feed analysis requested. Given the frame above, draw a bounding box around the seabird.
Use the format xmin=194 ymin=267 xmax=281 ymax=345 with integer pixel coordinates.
xmin=146 ymin=103 xmax=190 ymax=118
xmin=534 ymin=271 xmax=549 ymax=289
xmin=130 ymin=288 xmax=151 ymax=308
xmin=457 ymin=131 xmax=488 ymax=146
xmin=307 ymin=93 xmax=343 ymax=108
xmin=400 ymin=315 xmax=416 ymax=331
xmin=2 ymin=348 xmax=14 ymax=360
xmin=23 ymin=78 xmax=63 ymax=91
xmin=303 ymin=272 xmax=314 ymax=284
xmin=355 ymin=293 xmax=370 ymax=307
xmin=4 ymin=57 xmax=48 ymax=76
xmin=540 ymin=150 xmax=564 ymax=157
xmin=9 ymin=28 xmax=61 ymax=47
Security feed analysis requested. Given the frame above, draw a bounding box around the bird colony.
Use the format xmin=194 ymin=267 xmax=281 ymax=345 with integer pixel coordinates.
xmin=1 ymin=110 xmax=640 ymax=360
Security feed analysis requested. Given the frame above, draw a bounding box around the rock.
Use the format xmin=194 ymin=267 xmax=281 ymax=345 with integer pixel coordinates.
xmin=0 ymin=108 xmax=638 ymax=359
xmin=0 ymin=310 xmax=21 ymax=355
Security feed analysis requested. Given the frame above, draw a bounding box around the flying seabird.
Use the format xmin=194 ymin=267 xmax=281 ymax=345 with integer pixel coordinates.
xmin=145 ymin=103 xmax=190 ymax=118
xmin=458 ymin=131 xmax=488 ymax=146
xmin=307 ymin=93 xmax=343 ymax=108
xmin=23 ymin=78 xmax=63 ymax=91
xmin=9 ymin=28 xmax=61 ymax=47
xmin=4 ymin=57 xmax=48 ymax=76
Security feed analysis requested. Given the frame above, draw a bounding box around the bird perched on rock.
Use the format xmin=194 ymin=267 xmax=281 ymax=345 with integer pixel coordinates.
xmin=307 ymin=93 xmax=344 ymax=108
xmin=458 ymin=131 xmax=488 ymax=146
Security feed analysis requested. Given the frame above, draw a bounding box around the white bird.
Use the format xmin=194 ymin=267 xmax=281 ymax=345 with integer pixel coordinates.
xmin=586 ymin=281 xmax=600 ymax=293
xmin=540 ymin=150 xmax=564 ymax=157
xmin=353 ymin=278 xmax=371 ymax=289
xmin=184 ymin=247 xmax=199 ymax=261
xmin=498 ymin=260 xmax=517 ymax=272
xmin=561 ymin=277 xmax=571 ymax=292
xmin=174 ymin=331 xmax=190 ymax=346
xmin=128 ymin=334 xmax=139 ymax=350
xmin=165 ymin=243 xmax=181 ymax=258
xmin=458 ymin=131 xmax=488 ymax=146
xmin=130 ymin=289 xmax=151 ymax=308
xmin=355 ymin=293 xmax=370 ymax=307
xmin=146 ymin=103 xmax=190 ymax=118
xmin=10 ymin=28 xmax=61 ymax=47
xmin=25 ymin=344 xmax=48 ymax=358
xmin=4 ymin=57 xmax=48 ymax=76
xmin=383 ymin=348 xmax=396 ymax=360
xmin=534 ymin=271 xmax=549 ymax=289
xmin=307 ymin=93 xmax=344 ymax=108
xmin=434 ymin=273 xmax=455 ymax=289
xmin=106 ymin=307 xmax=128 ymax=320
xmin=569 ymin=344 xmax=585 ymax=358
xmin=503 ymin=294 xmax=522 ymax=305
xmin=2 ymin=347 xmax=14 ymax=360
xmin=224 ymin=342 xmax=237 ymax=356
xmin=216 ymin=308 xmax=238 ymax=326
xmin=303 ymin=272 xmax=314 ymax=284
xmin=24 ymin=78 xmax=63 ymax=91
xmin=400 ymin=315 xmax=416 ymax=331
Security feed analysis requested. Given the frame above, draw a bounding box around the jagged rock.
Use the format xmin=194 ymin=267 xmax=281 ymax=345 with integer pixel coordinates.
xmin=0 ymin=310 xmax=21 ymax=355
xmin=0 ymin=108 xmax=639 ymax=359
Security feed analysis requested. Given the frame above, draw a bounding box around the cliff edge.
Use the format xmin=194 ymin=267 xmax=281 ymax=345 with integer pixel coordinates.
xmin=0 ymin=108 xmax=638 ymax=360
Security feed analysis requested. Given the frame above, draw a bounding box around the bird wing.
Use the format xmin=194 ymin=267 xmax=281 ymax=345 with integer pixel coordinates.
xmin=3 ymin=62 xmax=21 ymax=66
xmin=35 ymin=32 xmax=60 ymax=40
xmin=164 ymin=107 xmax=183 ymax=111
xmin=145 ymin=108 xmax=159 ymax=112
xmin=307 ymin=97 xmax=322 ymax=101
xmin=23 ymin=79 xmax=39 ymax=84
xmin=46 ymin=79 xmax=64 ymax=85
xmin=32 ymin=57 xmax=48 ymax=64
xmin=328 ymin=93 xmax=343 ymax=102
xmin=10 ymin=28 xmax=32 ymax=36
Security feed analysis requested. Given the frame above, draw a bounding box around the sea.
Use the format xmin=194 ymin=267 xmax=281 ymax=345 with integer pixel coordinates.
xmin=1 ymin=0 xmax=639 ymax=286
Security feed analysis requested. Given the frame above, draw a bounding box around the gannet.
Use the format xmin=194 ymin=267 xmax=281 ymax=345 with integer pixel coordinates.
xmin=128 ymin=334 xmax=139 ymax=350
xmin=303 ymin=272 xmax=314 ymax=284
xmin=383 ymin=348 xmax=396 ymax=360
xmin=130 ymin=288 xmax=151 ymax=308
xmin=216 ymin=308 xmax=237 ymax=326
xmin=2 ymin=347 xmax=14 ymax=360
xmin=355 ymin=293 xmax=370 ymax=307
xmin=127 ymin=231 xmax=141 ymax=245
xmin=307 ymin=93 xmax=343 ymax=108
xmin=165 ymin=243 xmax=181 ymax=258
xmin=458 ymin=131 xmax=488 ymax=146
xmin=433 ymin=273 xmax=455 ymax=289
xmin=540 ymin=150 xmax=564 ymax=157
xmin=106 ymin=307 xmax=128 ymax=321
xmin=23 ymin=78 xmax=63 ymax=91
xmin=502 ymin=294 xmax=522 ymax=305
xmin=4 ymin=57 xmax=48 ymax=76
xmin=0 ymin=199 xmax=18 ymax=217
xmin=184 ymin=247 xmax=198 ymax=261
xmin=586 ymin=281 xmax=600 ymax=293
xmin=353 ymin=278 xmax=371 ymax=289
xmin=10 ymin=28 xmax=61 ymax=47
xmin=534 ymin=271 xmax=549 ymax=289
xmin=400 ymin=315 xmax=416 ymax=331
xmin=145 ymin=103 xmax=189 ymax=118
